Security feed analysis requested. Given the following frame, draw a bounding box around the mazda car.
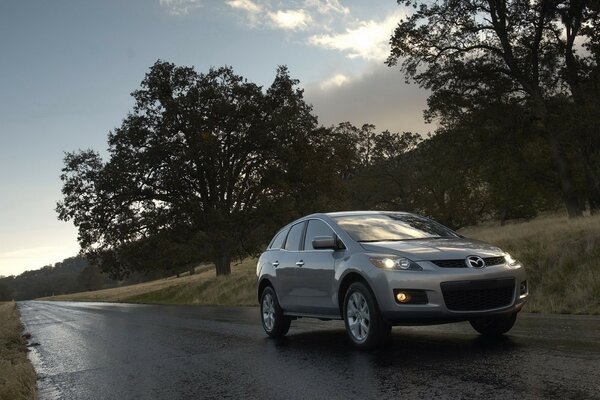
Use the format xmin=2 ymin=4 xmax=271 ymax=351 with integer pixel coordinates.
xmin=256 ymin=211 xmax=528 ymax=349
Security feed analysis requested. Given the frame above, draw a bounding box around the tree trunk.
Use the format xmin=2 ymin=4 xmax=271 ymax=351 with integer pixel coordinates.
xmin=546 ymin=130 xmax=583 ymax=217
xmin=214 ymin=253 xmax=231 ymax=276
xmin=536 ymin=97 xmax=584 ymax=218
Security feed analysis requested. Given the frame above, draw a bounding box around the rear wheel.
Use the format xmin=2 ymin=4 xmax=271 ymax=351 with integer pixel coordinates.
xmin=343 ymin=282 xmax=391 ymax=350
xmin=261 ymin=286 xmax=291 ymax=337
xmin=470 ymin=313 xmax=517 ymax=336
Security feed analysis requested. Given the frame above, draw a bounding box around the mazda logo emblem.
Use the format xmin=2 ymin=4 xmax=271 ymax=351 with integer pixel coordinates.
xmin=465 ymin=256 xmax=486 ymax=268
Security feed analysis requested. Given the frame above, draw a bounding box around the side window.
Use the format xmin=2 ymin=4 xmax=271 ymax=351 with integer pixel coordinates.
xmin=304 ymin=219 xmax=335 ymax=250
xmin=284 ymin=222 xmax=306 ymax=251
xmin=269 ymin=228 xmax=288 ymax=250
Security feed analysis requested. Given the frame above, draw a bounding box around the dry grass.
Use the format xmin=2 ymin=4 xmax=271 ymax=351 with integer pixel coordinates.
xmin=0 ymin=302 xmax=37 ymax=400
xmin=461 ymin=213 xmax=600 ymax=314
xmin=45 ymin=259 xmax=257 ymax=306
xmin=46 ymin=214 xmax=600 ymax=314
xmin=44 ymin=264 xmax=214 ymax=302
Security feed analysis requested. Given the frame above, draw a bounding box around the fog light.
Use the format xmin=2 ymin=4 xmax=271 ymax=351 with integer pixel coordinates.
xmin=519 ymin=280 xmax=528 ymax=296
xmin=396 ymin=292 xmax=411 ymax=303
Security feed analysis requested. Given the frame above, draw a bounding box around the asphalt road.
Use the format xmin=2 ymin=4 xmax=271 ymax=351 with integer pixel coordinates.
xmin=18 ymin=301 xmax=600 ymax=400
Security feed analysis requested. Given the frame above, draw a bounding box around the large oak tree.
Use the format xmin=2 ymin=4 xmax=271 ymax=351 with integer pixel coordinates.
xmin=57 ymin=61 xmax=337 ymax=277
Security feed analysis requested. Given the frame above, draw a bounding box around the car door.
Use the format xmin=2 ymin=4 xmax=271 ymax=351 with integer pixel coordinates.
xmin=294 ymin=219 xmax=338 ymax=315
xmin=276 ymin=221 xmax=306 ymax=311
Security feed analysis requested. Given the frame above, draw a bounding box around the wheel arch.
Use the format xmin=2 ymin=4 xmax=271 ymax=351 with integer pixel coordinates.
xmin=337 ymin=271 xmax=379 ymax=316
xmin=257 ymin=277 xmax=274 ymax=303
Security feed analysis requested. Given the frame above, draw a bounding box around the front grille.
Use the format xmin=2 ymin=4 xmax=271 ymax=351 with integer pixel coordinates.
xmin=484 ymin=256 xmax=506 ymax=266
xmin=432 ymin=259 xmax=465 ymax=268
xmin=441 ymin=278 xmax=515 ymax=311
xmin=432 ymin=256 xmax=506 ymax=268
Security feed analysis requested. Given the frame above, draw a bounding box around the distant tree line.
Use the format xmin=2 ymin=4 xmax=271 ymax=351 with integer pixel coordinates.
xmin=0 ymin=255 xmax=182 ymax=301
xmin=56 ymin=1 xmax=599 ymax=279
xmin=0 ymin=256 xmax=108 ymax=301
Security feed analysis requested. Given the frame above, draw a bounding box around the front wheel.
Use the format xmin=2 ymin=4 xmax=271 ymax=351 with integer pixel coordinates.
xmin=343 ymin=282 xmax=391 ymax=350
xmin=470 ymin=313 xmax=517 ymax=336
xmin=261 ymin=286 xmax=291 ymax=337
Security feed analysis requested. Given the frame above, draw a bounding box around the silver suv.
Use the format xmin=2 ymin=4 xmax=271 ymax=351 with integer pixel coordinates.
xmin=256 ymin=211 xmax=528 ymax=349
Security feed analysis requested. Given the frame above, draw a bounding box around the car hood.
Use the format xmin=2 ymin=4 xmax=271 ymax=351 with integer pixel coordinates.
xmin=359 ymin=238 xmax=504 ymax=261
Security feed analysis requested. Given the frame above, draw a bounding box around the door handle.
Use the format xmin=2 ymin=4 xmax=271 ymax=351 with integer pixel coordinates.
xmin=272 ymin=261 xmax=279 ymax=267
xmin=296 ymin=260 xmax=304 ymax=267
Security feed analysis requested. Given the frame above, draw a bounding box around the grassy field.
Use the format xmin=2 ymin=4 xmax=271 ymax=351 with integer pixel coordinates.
xmin=0 ymin=302 xmax=37 ymax=400
xmin=45 ymin=258 xmax=257 ymax=306
xmin=46 ymin=214 xmax=600 ymax=314
xmin=461 ymin=213 xmax=600 ymax=314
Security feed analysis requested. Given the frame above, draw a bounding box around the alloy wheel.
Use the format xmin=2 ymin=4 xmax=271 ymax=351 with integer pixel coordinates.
xmin=262 ymin=292 xmax=275 ymax=331
xmin=346 ymin=291 xmax=370 ymax=342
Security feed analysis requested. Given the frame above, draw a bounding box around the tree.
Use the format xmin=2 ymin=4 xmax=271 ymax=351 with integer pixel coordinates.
xmin=333 ymin=122 xmax=422 ymax=211
xmin=57 ymin=62 xmax=345 ymax=278
xmin=58 ymin=61 xmax=279 ymax=277
xmin=0 ymin=278 xmax=12 ymax=301
xmin=77 ymin=265 xmax=103 ymax=291
xmin=387 ymin=0 xmax=600 ymax=216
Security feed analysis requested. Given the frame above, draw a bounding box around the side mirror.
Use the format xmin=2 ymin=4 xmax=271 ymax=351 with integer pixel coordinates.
xmin=312 ymin=235 xmax=337 ymax=250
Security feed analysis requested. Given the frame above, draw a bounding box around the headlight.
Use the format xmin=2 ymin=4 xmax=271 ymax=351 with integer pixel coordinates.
xmin=369 ymin=256 xmax=423 ymax=271
xmin=504 ymin=253 xmax=519 ymax=266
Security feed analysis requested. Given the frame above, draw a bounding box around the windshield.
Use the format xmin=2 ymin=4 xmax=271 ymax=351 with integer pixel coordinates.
xmin=332 ymin=213 xmax=459 ymax=242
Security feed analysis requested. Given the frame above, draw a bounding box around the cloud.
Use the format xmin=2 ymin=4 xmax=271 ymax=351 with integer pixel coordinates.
xmin=159 ymin=0 xmax=202 ymax=16
xmin=268 ymin=9 xmax=313 ymax=30
xmin=304 ymin=0 xmax=349 ymax=15
xmin=304 ymin=64 xmax=432 ymax=135
xmin=308 ymin=12 xmax=403 ymax=61
xmin=226 ymin=0 xmax=261 ymax=14
xmin=225 ymin=0 xmax=351 ymax=32
xmin=320 ymin=73 xmax=350 ymax=90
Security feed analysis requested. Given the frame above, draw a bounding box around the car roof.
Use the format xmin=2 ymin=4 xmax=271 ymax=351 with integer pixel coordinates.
xmin=324 ymin=210 xmax=412 ymax=218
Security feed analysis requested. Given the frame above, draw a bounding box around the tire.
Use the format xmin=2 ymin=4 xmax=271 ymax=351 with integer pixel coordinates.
xmin=343 ymin=282 xmax=391 ymax=350
xmin=470 ymin=313 xmax=517 ymax=336
xmin=260 ymin=286 xmax=291 ymax=338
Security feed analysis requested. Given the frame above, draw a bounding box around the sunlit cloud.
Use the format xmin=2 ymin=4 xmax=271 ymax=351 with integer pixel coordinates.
xmin=226 ymin=0 xmax=261 ymax=14
xmin=268 ymin=9 xmax=313 ymax=30
xmin=308 ymin=12 xmax=404 ymax=61
xmin=304 ymin=0 xmax=349 ymax=15
xmin=159 ymin=0 xmax=202 ymax=16
xmin=225 ymin=0 xmax=352 ymax=32
xmin=320 ymin=73 xmax=350 ymax=89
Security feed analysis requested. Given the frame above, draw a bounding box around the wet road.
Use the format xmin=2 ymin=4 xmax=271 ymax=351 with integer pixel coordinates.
xmin=18 ymin=301 xmax=600 ymax=400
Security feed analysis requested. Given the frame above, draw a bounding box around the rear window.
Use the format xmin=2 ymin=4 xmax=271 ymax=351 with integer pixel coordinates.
xmin=333 ymin=213 xmax=458 ymax=242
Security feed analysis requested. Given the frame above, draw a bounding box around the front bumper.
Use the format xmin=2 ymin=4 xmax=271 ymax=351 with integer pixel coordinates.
xmin=367 ymin=262 xmax=528 ymax=325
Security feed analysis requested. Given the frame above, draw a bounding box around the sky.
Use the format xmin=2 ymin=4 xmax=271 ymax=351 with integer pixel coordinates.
xmin=0 ymin=0 xmax=431 ymax=277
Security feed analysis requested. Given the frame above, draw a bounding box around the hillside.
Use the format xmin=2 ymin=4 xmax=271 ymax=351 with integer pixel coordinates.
xmin=44 ymin=258 xmax=257 ymax=306
xmin=461 ymin=214 xmax=600 ymax=314
xmin=45 ymin=214 xmax=600 ymax=314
